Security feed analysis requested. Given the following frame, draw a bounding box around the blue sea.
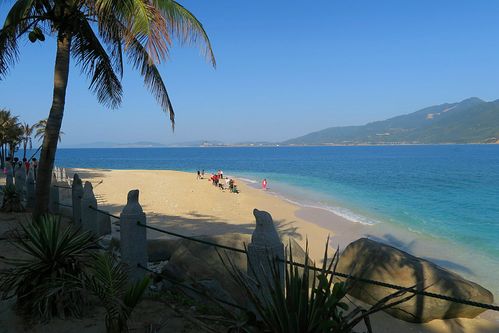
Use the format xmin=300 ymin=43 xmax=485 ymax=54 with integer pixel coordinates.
xmin=45 ymin=145 xmax=499 ymax=295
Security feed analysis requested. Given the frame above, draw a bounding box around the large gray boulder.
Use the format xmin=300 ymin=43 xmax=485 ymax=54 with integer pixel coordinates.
xmin=147 ymin=238 xmax=181 ymax=262
xmin=160 ymin=233 xmax=310 ymax=306
xmin=161 ymin=233 xmax=249 ymax=304
xmin=337 ymin=238 xmax=494 ymax=323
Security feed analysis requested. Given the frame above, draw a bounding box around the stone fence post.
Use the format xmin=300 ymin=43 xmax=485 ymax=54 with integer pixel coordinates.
xmin=81 ymin=181 xmax=98 ymax=234
xmin=26 ymin=169 xmax=35 ymax=209
xmin=120 ymin=189 xmax=147 ymax=282
xmin=6 ymin=163 xmax=13 ymax=187
xmin=49 ymin=178 xmax=59 ymax=214
xmin=72 ymin=174 xmax=83 ymax=226
xmin=247 ymin=209 xmax=285 ymax=292
xmin=14 ymin=165 xmax=26 ymax=201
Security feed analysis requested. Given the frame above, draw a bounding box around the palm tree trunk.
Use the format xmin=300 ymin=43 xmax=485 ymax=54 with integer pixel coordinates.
xmin=33 ymin=30 xmax=71 ymax=219
xmin=23 ymin=141 xmax=27 ymax=159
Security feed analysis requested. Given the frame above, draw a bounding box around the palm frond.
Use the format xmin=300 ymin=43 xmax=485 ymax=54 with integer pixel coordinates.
xmin=153 ymin=0 xmax=216 ymax=67
xmin=72 ymin=15 xmax=123 ymax=108
xmin=0 ymin=0 xmax=40 ymax=78
xmin=85 ymin=252 xmax=150 ymax=332
xmin=126 ymin=34 xmax=175 ymax=127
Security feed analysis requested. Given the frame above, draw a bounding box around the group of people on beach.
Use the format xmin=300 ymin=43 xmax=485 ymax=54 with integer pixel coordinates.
xmin=4 ymin=156 xmax=38 ymax=179
xmin=196 ymin=169 xmax=239 ymax=193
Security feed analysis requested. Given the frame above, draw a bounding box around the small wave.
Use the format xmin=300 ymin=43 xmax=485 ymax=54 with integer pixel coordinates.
xmin=322 ymin=205 xmax=381 ymax=226
xmin=278 ymin=197 xmax=379 ymax=226
xmin=238 ymin=177 xmax=258 ymax=184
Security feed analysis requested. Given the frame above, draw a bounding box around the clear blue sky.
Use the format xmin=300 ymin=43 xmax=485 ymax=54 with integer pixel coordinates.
xmin=2 ymin=0 xmax=499 ymax=146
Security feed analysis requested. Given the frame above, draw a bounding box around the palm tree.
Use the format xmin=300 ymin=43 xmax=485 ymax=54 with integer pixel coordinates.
xmin=20 ymin=122 xmax=34 ymax=159
xmin=34 ymin=119 xmax=64 ymax=143
xmin=5 ymin=122 xmax=23 ymax=161
xmin=0 ymin=0 xmax=215 ymax=218
xmin=0 ymin=109 xmax=20 ymax=164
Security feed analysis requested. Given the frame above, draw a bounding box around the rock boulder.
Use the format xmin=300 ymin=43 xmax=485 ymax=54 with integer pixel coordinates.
xmin=337 ymin=238 xmax=494 ymax=323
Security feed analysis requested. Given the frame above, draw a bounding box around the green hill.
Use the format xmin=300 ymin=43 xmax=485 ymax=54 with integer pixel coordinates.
xmin=284 ymin=98 xmax=499 ymax=145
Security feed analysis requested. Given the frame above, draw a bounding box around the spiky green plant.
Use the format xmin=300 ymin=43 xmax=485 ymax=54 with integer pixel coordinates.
xmin=85 ymin=252 xmax=150 ymax=333
xmin=219 ymin=238 xmax=415 ymax=333
xmin=1 ymin=183 xmax=24 ymax=212
xmin=0 ymin=215 xmax=97 ymax=320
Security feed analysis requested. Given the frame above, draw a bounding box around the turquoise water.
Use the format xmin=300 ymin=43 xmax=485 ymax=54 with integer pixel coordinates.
xmin=43 ymin=145 xmax=499 ymax=270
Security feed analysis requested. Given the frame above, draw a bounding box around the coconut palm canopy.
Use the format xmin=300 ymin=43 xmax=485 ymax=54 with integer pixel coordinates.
xmin=34 ymin=119 xmax=63 ymax=143
xmin=0 ymin=0 xmax=215 ymax=216
xmin=0 ymin=0 xmax=215 ymax=124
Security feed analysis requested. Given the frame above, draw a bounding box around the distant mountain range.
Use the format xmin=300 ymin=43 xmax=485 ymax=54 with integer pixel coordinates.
xmin=64 ymin=140 xmax=278 ymax=148
xmin=284 ymin=97 xmax=499 ymax=145
xmin=65 ymin=141 xmax=169 ymax=148
xmin=66 ymin=98 xmax=499 ymax=148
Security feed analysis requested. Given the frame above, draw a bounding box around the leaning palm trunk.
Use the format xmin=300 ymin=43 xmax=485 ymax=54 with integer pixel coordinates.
xmin=34 ymin=31 xmax=71 ymax=218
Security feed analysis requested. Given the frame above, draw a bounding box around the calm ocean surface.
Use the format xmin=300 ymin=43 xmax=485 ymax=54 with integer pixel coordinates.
xmin=48 ymin=145 xmax=499 ymax=274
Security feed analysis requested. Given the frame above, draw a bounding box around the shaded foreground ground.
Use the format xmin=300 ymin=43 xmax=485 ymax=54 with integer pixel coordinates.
xmin=0 ymin=212 xmax=233 ymax=332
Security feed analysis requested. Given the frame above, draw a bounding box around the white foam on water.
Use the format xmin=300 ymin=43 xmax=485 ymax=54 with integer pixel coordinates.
xmin=236 ymin=174 xmax=380 ymax=226
xmin=238 ymin=177 xmax=258 ymax=184
xmin=270 ymin=193 xmax=380 ymax=226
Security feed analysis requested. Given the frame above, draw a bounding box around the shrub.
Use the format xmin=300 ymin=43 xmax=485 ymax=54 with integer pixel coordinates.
xmin=1 ymin=184 xmax=24 ymax=212
xmin=0 ymin=215 xmax=96 ymax=320
xmin=85 ymin=252 xmax=150 ymax=333
xmin=220 ymin=238 xmax=414 ymax=333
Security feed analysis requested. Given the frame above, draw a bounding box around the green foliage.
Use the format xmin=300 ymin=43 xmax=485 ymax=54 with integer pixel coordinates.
xmin=0 ymin=215 xmax=97 ymax=320
xmin=220 ymin=239 xmax=414 ymax=333
xmin=85 ymin=252 xmax=150 ymax=333
xmin=1 ymin=184 xmax=24 ymax=212
xmin=34 ymin=118 xmax=64 ymax=143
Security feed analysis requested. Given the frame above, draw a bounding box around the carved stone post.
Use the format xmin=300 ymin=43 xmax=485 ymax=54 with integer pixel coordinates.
xmin=6 ymin=163 xmax=13 ymax=187
xmin=72 ymin=174 xmax=83 ymax=226
xmin=14 ymin=165 xmax=26 ymax=202
xmin=49 ymin=175 xmax=59 ymax=214
xmin=98 ymin=214 xmax=112 ymax=236
xmin=54 ymin=166 xmax=59 ymax=182
xmin=120 ymin=190 xmax=147 ymax=282
xmin=81 ymin=182 xmax=99 ymax=236
xmin=81 ymin=181 xmax=98 ymax=234
xmin=26 ymin=169 xmax=35 ymax=209
xmin=247 ymin=209 xmax=285 ymax=294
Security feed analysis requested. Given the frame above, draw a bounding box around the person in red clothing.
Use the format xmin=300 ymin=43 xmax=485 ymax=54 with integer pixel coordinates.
xmin=262 ymin=178 xmax=267 ymax=190
xmin=23 ymin=158 xmax=30 ymax=173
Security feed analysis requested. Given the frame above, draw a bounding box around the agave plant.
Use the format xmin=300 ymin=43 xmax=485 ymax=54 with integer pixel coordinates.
xmin=85 ymin=252 xmax=150 ymax=333
xmin=1 ymin=184 xmax=24 ymax=212
xmin=219 ymin=238 xmax=415 ymax=333
xmin=0 ymin=215 xmax=97 ymax=320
